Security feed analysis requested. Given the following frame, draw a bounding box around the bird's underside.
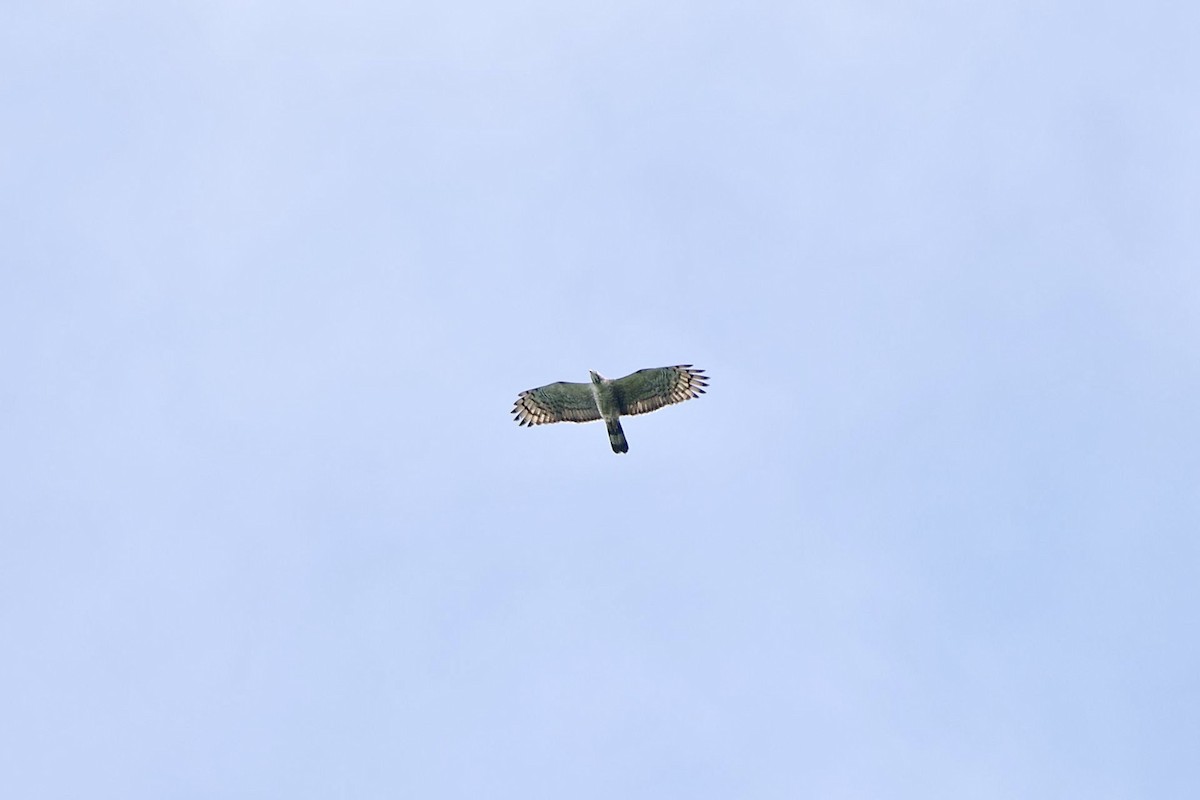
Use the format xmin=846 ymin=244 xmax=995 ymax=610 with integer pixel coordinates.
xmin=511 ymin=364 xmax=708 ymax=454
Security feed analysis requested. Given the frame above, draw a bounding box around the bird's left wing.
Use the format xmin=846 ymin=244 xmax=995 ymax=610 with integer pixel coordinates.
xmin=613 ymin=365 xmax=708 ymax=416
xmin=512 ymin=381 xmax=601 ymax=426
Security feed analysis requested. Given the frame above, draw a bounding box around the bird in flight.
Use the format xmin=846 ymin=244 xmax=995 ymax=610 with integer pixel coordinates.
xmin=512 ymin=365 xmax=708 ymax=454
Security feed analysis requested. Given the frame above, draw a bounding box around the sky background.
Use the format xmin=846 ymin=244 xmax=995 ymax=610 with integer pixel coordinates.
xmin=3 ymin=1 xmax=1199 ymax=797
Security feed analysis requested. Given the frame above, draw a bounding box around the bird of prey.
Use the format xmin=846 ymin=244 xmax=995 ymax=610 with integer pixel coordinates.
xmin=512 ymin=365 xmax=708 ymax=454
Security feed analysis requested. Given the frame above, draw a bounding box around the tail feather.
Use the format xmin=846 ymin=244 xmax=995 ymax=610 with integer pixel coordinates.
xmin=606 ymin=418 xmax=629 ymax=454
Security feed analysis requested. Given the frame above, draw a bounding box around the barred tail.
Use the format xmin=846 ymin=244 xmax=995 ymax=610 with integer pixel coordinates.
xmin=606 ymin=418 xmax=629 ymax=454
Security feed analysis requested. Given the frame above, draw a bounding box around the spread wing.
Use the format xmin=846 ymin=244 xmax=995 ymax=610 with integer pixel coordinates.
xmin=613 ymin=365 xmax=708 ymax=416
xmin=512 ymin=381 xmax=601 ymax=426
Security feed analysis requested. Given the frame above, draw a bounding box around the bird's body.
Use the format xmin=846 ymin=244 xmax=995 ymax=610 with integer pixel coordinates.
xmin=512 ymin=365 xmax=708 ymax=454
xmin=588 ymin=370 xmax=629 ymax=453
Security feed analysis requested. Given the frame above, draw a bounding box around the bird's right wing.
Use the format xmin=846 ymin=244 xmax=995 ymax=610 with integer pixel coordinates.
xmin=512 ymin=381 xmax=601 ymax=426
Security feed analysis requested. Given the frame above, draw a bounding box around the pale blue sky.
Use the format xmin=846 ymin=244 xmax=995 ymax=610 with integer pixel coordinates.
xmin=3 ymin=2 xmax=1198 ymax=798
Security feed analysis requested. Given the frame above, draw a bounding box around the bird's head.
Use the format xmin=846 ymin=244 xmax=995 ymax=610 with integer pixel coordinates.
xmin=588 ymin=370 xmax=604 ymax=385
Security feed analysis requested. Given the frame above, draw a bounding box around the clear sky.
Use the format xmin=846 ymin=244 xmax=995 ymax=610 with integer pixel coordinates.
xmin=3 ymin=2 xmax=1198 ymax=797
